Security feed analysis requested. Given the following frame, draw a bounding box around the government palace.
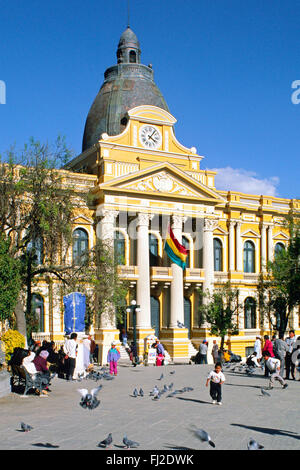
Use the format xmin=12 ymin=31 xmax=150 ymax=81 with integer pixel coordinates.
xmin=30 ymin=26 xmax=300 ymax=364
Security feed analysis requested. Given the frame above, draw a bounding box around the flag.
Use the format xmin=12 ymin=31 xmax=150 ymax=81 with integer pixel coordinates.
xmin=64 ymin=292 xmax=86 ymax=335
xmin=164 ymin=225 xmax=188 ymax=270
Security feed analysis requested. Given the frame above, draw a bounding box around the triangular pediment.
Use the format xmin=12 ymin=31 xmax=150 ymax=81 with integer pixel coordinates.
xmin=100 ymin=163 xmax=225 ymax=203
xmin=273 ymin=231 xmax=289 ymax=241
xmin=241 ymin=229 xmax=261 ymax=238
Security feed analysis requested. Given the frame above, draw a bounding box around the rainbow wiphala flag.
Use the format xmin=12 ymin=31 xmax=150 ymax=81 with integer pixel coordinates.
xmin=164 ymin=225 xmax=188 ymax=270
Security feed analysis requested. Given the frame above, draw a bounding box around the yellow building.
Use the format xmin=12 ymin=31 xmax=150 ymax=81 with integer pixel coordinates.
xmin=31 ymin=27 xmax=300 ymax=364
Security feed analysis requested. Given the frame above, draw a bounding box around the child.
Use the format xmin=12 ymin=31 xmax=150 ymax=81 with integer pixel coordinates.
xmin=107 ymin=341 xmax=120 ymax=376
xmin=205 ymin=362 xmax=225 ymax=405
xmin=262 ymin=351 xmax=288 ymax=389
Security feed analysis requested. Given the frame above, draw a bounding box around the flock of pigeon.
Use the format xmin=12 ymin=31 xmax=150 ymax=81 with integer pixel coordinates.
xmin=18 ymin=365 xmax=267 ymax=450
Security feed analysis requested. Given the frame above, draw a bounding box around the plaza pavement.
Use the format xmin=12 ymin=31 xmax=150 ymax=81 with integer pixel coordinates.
xmin=0 ymin=363 xmax=299 ymax=451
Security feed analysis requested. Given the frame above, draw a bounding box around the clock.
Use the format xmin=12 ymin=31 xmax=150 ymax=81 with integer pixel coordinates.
xmin=139 ymin=125 xmax=162 ymax=149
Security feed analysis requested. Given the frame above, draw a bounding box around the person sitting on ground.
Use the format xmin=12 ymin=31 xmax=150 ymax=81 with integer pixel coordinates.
xmin=246 ymin=351 xmax=261 ymax=368
xmin=223 ymin=349 xmax=231 ymax=363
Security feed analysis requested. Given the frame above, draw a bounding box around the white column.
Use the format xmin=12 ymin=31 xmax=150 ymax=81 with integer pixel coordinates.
xmin=170 ymin=215 xmax=185 ymax=328
xmin=96 ymin=209 xmax=119 ymax=329
xmin=267 ymin=225 xmax=274 ymax=263
xmin=228 ymin=221 xmax=236 ymax=271
xmin=260 ymin=223 xmax=267 ymax=272
xmin=203 ymin=218 xmax=218 ymax=294
xmin=236 ymin=221 xmax=243 ymax=272
xmin=136 ymin=213 xmax=153 ymax=329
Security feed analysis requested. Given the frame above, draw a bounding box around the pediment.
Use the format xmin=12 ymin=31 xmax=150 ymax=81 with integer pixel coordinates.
xmin=273 ymin=231 xmax=289 ymax=241
xmin=72 ymin=215 xmax=94 ymax=225
xmin=241 ymin=229 xmax=260 ymax=238
xmin=100 ymin=163 xmax=225 ymax=203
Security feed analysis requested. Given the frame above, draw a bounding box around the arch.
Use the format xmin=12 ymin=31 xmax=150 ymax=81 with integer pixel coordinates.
xmin=184 ymin=297 xmax=191 ymax=338
xmin=243 ymin=240 xmax=255 ymax=273
xmin=182 ymin=235 xmax=190 ymax=268
xmin=151 ymin=296 xmax=160 ymax=337
xmin=129 ymin=50 xmax=137 ymax=63
xmin=72 ymin=228 xmax=89 ymax=265
xmin=27 ymin=236 xmax=43 ymax=265
xmin=274 ymin=242 xmax=285 ymax=258
xmin=213 ymin=238 xmax=223 ymax=272
xmin=31 ymin=293 xmax=45 ymax=332
xmin=114 ymin=230 xmax=126 ymax=265
xmin=149 ymin=233 xmax=159 ymax=267
xmin=244 ymin=297 xmax=256 ymax=329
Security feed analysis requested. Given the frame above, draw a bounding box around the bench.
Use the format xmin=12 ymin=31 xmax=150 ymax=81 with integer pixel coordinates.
xmin=10 ymin=365 xmax=47 ymax=395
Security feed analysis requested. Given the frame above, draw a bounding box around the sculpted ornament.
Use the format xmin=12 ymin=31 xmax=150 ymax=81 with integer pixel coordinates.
xmin=203 ymin=218 xmax=219 ymax=232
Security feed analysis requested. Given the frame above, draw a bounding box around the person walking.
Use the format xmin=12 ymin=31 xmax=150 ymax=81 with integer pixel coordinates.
xmin=63 ymin=333 xmax=78 ymax=381
xmin=199 ymin=340 xmax=208 ymax=364
xmin=285 ymin=330 xmax=296 ymax=380
xmin=262 ymin=351 xmax=288 ymax=390
xmin=211 ymin=340 xmax=219 ymax=365
xmin=107 ymin=341 xmax=120 ymax=376
xmin=273 ymin=333 xmax=289 ymax=378
xmin=205 ymin=362 xmax=225 ymax=405
xmin=253 ymin=336 xmax=262 ymax=360
xmin=262 ymin=335 xmax=274 ymax=377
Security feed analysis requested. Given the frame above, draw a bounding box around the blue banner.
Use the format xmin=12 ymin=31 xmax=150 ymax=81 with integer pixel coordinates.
xmin=63 ymin=292 xmax=86 ymax=335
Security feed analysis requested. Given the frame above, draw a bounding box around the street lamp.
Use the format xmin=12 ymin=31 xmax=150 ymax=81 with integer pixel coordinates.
xmin=126 ymin=300 xmax=141 ymax=363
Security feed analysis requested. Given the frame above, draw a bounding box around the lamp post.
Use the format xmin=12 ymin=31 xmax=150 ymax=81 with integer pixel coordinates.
xmin=126 ymin=300 xmax=141 ymax=363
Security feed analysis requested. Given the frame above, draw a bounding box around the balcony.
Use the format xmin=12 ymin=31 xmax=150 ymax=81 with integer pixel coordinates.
xmin=150 ymin=267 xmax=173 ymax=281
xmin=117 ymin=265 xmax=139 ymax=280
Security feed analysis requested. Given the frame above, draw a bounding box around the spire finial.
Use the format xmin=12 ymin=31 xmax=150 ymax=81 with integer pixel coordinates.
xmin=127 ymin=0 xmax=130 ymax=28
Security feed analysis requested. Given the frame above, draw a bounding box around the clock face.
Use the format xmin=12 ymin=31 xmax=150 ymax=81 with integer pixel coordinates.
xmin=139 ymin=125 xmax=162 ymax=149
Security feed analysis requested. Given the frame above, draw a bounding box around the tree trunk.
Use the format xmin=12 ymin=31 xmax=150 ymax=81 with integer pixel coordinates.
xmin=14 ymin=295 xmax=27 ymax=348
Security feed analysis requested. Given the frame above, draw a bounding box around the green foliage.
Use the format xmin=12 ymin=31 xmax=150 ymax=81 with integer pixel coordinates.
xmin=1 ymin=329 xmax=25 ymax=363
xmin=0 ymin=236 xmax=22 ymax=324
xmin=199 ymin=282 xmax=239 ymax=350
xmin=259 ymin=216 xmax=300 ymax=335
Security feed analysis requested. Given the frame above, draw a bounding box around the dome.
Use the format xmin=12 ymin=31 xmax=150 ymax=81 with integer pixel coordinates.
xmin=82 ymin=28 xmax=169 ymax=152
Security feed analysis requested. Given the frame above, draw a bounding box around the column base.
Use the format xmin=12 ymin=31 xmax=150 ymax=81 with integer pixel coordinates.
xmin=129 ymin=327 xmax=155 ymax=358
xmin=160 ymin=328 xmax=190 ymax=363
xmin=94 ymin=328 xmax=120 ymax=366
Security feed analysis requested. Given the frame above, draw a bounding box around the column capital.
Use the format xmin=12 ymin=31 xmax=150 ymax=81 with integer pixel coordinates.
xmin=203 ymin=218 xmax=219 ymax=232
xmin=97 ymin=208 xmax=119 ymax=224
xmin=137 ymin=212 xmax=154 ymax=228
xmin=171 ymin=214 xmax=187 ymax=230
xmin=227 ymin=220 xmax=236 ymax=228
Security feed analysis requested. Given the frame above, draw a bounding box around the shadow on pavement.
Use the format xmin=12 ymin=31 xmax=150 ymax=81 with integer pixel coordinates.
xmin=231 ymin=424 xmax=300 ymax=440
xmin=175 ymin=397 xmax=211 ymax=405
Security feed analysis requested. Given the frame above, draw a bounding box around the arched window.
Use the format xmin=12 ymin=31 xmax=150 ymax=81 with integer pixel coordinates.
xmin=72 ymin=228 xmax=89 ymax=265
xmin=244 ymin=297 xmax=256 ymax=329
xmin=182 ymin=236 xmax=190 ymax=268
xmin=274 ymin=242 xmax=285 ymax=258
xmin=149 ymin=234 xmax=159 ymax=267
xmin=32 ymin=294 xmax=45 ymax=332
xmin=213 ymin=238 xmax=223 ymax=271
xmin=129 ymin=50 xmax=136 ymax=63
xmin=114 ymin=231 xmax=126 ymax=265
xmin=27 ymin=237 xmax=43 ymax=265
xmin=244 ymin=241 xmax=255 ymax=273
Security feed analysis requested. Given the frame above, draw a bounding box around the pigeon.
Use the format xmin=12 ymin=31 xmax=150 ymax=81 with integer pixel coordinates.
xmin=191 ymin=427 xmax=215 ymax=448
xmin=260 ymin=388 xmax=271 ymax=397
xmin=153 ymin=389 xmax=161 ymax=400
xmin=158 ymin=373 xmax=164 ymax=381
xmin=20 ymin=422 xmax=33 ymax=432
xmin=132 ymin=388 xmax=139 ymax=397
xmin=169 ymin=370 xmax=175 ymax=375
xmin=168 ymin=382 xmax=174 ymax=390
xmin=247 ymin=438 xmax=264 ymax=450
xmin=77 ymin=372 xmax=85 ymax=382
xmin=98 ymin=433 xmax=113 ymax=448
xmin=78 ymin=385 xmax=102 ymax=410
xmin=177 ymin=321 xmax=184 ymax=328
xmin=123 ymin=435 xmax=140 ymax=449
xmin=150 ymin=385 xmax=159 ymax=396
xmin=163 ymin=385 xmax=169 ymax=392
xmin=139 ymin=388 xmax=144 ymax=397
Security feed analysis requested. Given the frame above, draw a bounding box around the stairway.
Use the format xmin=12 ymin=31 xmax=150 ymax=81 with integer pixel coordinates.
xmin=118 ymin=344 xmax=132 ymax=364
xmin=188 ymin=340 xmax=198 ymax=360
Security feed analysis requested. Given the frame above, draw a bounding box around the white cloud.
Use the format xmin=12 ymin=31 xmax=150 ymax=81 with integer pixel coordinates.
xmin=208 ymin=166 xmax=280 ymax=197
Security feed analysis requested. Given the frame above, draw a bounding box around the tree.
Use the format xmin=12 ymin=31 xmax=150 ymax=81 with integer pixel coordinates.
xmin=0 ymin=137 xmax=80 ymax=338
xmin=0 ymin=235 xmax=21 ymax=327
xmin=199 ymin=282 xmax=239 ymax=351
xmin=258 ymin=216 xmax=300 ymax=336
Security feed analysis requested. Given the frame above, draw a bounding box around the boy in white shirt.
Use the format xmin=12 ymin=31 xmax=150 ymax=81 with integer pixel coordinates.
xmin=205 ymin=362 xmax=225 ymax=405
xmin=262 ymin=351 xmax=288 ymax=390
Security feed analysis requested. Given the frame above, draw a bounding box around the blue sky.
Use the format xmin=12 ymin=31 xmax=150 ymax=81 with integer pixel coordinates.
xmin=0 ymin=0 xmax=299 ymax=199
